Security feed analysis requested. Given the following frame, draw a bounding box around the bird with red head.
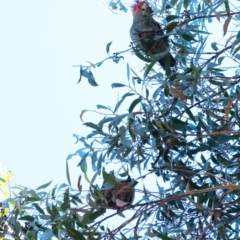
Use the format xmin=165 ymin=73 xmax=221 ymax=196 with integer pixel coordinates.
xmin=130 ymin=1 xmax=176 ymax=69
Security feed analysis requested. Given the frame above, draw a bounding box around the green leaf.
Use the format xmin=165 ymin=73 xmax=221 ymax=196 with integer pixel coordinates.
xmin=231 ymin=37 xmax=240 ymax=48
xmin=218 ymin=56 xmax=225 ymax=65
xmin=235 ymin=54 xmax=240 ymax=60
xmin=134 ymin=52 xmax=152 ymax=62
xmin=185 ymin=106 xmax=196 ymax=123
xmin=107 ymin=133 xmax=121 ymax=155
xmin=211 ymin=42 xmax=218 ymax=51
xmin=84 ymin=171 xmax=91 ymax=183
xmin=114 ymin=93 xmax=135 ymax=113
xmin=91 ymin=151 xmax=98 ymax=172
xmin=80 ymin=158 xmax=87 ymax=173
xmin=61 ymin=189 xmax=70 ymax=211
xmin=66 ymin=228 xmax=86 ymax=240
xmin=33 ymin=203 xmax=45 ymax=214
xmin=36 ymin=180 xmax=52 ymax=190
xmin=81 ymin=69 xmax=98 ymax=86
xmin=77 ymin=152 xmax=89 ymax=171
xmin=120 ymin=232 xmax=128 ymax=240
xmin=51 ymin=187 xmax=57 ymax=198
xmin=144 ymin=57 xmax=159 ymax=78
xmin=66 ymin=160 xmax=71 ymax=186
xmin=111 ymin=83 xmax=126 ymax=88
xmin=98 ymin=154 xmax=105 ymax=174
xmin=102 ymin=168 xmax=117 ymax=185
xmin=184 ymin=0 xmax=189 ymax=9
xmin=187 ymin=197 xmax=205 ymax=210
xmin=198 ymin=117 xmax=209 ymax=133
xmin=166 ymin=21 xmax=178 ymax=32
xmin=110 ymin=114 xmax=128 ymax=127
xmin=232 ymin=45 xmax=240 ymax=56
xmin=128 ymin=98 xmax=141 ymax=113
xmin=224 ymin=0 xmax=230 ymax=15
xmin=182 ymin=33 xmax=198 ymax=42
xmin=84 ymin=122 xmax=103 ymax=132
xmin=87 ymin=70 xmax=98 ymax=86
xmin=96 ymin=104 xmax=111 ymax=110
xmin=77 ymin=66 xmax=83 ymax=84
xmin=27 ymin=195 xmax=40 ymax=202
xmin=99 ymin=117 xmax=114 ymax=129
xmin=166 ymin=15 xmax=179 ymax=22
xmin=89 ymin=209 xmax=106 ymax=221
xmin=19 ymin=215 xmax=35 ymax=222
xmin=190 ymin=61 xmax=201 ymax=80
xmin=209 ymin=79 xmax=223 ymax=85
xmin=106 ymin=41 xmax=112 ymax=54
xmin=171 ymin=117 xmax=188 ymax=132
xmin=237 ymin=31 xmax=240 ymax=39
xmin=152 ymin=229 xmax=173 ymax=240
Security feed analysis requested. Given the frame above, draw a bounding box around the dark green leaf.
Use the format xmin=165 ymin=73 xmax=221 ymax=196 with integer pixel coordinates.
xmin=111 ymin=83 xmax=126 ymax=88
xmin=102 ymin=168 xmax=117 ymax=185
xmin=224 ymin=0 xmax=230 ymax=15
xmin=77 ymin=66 xmax=83 ymax=84
xmin=19 ymin=215 xmax=35 ymax=222
xmin=33 ymin=203 xmax=45 ymax=215
xmin=185 ymin=106 xmax=196 ymax=123
xmin=166 ymin=15 xmax=179 ymax=22
xmin=184 ymin=0 xmax=189 ymax=9
xmin=134 ymin=52 xmax=152 ymax=62
xmin=128 ymin=98 xmax=141 ymax=113
xmin=190 ymin=61 xmax=201 ymax=80
xmin=87 ymin=70 xmax=98 ymax=86
xmin=211 ymin=42 xmax=218 ymax=51
xmin=218 ymin=56 xmax=225 ymax=65
xmin=66 ymin=159 xmax=71 ymax=186
xmin=107 ymin=133 xmax=121 ymax=155
xmin=114 ymin=93 xmax=135 ymax=113
xmin=36 ymin=180 xmax=52 ymax=190
xmin=182 ymin=33 xmax=198 ymax=42
xmin=66 ymin=228 xmax=86 ymax=240
xmin=84 ymin=122 xmax=103 ymax=132
xmin=152 ymin=229 xmax=173 ymax=239
xmin=96 ymin=105 xmax=111 ymax=110
xmin=106 ymin=41 xmax=112 ymax=54
xmin=61 ymin=189 xmax=70 ymax=211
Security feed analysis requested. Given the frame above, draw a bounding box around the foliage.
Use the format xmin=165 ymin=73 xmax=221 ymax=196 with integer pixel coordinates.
xmin=2 ymin=0 xmax=240 ymax=239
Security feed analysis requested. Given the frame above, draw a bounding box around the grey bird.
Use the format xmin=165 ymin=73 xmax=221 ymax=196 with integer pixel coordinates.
xmin=130 ymin=1 xmax=176 ymax=69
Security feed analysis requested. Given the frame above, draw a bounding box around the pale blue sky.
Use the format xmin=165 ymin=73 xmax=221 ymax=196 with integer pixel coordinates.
xmin=0 ymin=0 xmax=140 ymax=188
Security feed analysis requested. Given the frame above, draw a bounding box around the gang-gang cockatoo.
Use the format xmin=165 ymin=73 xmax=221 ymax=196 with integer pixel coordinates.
xmin=130 ymin=1 xmax=176 ymax=69
xmin=92 ymin=176 xmax=138 ymax=210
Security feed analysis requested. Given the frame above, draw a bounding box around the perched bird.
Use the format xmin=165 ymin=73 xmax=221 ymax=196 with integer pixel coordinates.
xmin=93 ymin=176 xmax=138 ymax=209
xmin=130 ymin=1 xmax=176 ymax=69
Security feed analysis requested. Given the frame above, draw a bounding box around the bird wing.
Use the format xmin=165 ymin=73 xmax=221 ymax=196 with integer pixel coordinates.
xmin=136 ymin=17 xmax=168 ymax=56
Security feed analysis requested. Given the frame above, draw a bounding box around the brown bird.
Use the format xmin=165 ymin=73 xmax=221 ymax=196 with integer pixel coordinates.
xmin=93 ymin=177 xmax=138 ymax=209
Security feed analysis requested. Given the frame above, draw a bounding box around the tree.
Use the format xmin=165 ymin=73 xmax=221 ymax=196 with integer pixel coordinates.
xmin=1 ymin=0 xmax=240 ymax=239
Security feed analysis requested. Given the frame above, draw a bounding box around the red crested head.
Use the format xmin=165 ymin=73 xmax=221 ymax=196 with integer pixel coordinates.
xmin=131 ymin=1 xmax=148 ymax=15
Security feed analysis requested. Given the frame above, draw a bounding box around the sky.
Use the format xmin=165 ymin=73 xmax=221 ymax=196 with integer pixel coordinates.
xmin=0 ymin=0 xmax=237 ymax=193
xmin=0 ymin=0 xmax=142 ymax=190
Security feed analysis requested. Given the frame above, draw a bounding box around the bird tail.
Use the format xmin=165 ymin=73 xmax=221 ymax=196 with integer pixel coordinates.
xmin=158 ymin=53 xmax=176 ymax=69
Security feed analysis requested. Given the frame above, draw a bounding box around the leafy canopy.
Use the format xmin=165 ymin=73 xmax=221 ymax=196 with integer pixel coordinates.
xmin=2 ymin=0 xmax=240 ymax=239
